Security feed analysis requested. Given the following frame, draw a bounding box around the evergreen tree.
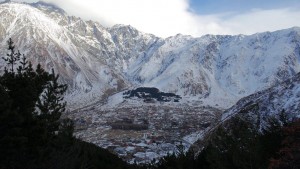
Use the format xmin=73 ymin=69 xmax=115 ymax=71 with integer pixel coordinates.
xmin=36 ymin=69 xmax=67 ymax=137
xmin=0 ymin=39 xmax=140 ymax=169
xmin=2 ymin=38 xmax=21 ymax=72
xmin=0 ymin=38 xmax=69 ymax=168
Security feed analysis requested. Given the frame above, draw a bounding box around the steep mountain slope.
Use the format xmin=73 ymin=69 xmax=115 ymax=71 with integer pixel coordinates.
xmin=222 ymin=72 xmax=300 ymax=125
xmin=0 ymin=1 xmax=300 ymax=110
xmin=0 ymin=2 xmax=159 ymax=108
xmin=126 ymin=30 xmax=300 ymax=107
xmin=189 ymin=72 xmax=300 ymax=155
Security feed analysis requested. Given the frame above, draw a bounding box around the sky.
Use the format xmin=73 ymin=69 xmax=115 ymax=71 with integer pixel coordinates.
xmin=3 ymin=0 xmax=300 ymax=37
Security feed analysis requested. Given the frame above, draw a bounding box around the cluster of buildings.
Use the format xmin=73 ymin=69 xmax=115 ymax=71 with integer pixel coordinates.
xmin=68 ymin=103 xmax=221 ymax=163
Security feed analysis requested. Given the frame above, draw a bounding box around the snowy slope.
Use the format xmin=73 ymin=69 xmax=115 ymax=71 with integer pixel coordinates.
xmin=0 ymin=1 xmax=300 ymax=110
xmin=103 ymin=28 xmax=300 ymax=109
xmin=126 ymin=29 xmax=300 ymax=107
xmin=0 ymin=2 xmax=152 ymax=108
xmin=222 ymin=72 xmax=300 ymax=125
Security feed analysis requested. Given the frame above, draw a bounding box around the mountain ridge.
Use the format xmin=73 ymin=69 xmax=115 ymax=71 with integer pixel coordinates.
xmin=0 ymin=1 xmax=299 ymax=110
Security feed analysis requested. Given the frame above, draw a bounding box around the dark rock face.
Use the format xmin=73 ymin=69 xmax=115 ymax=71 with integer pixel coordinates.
xmin=123 ymin=87 xmax=182 ymax=102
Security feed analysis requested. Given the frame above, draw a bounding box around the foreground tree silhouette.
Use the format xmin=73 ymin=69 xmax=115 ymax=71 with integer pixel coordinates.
xmin=36 ymin=69 xmax=68 ymax=137
xmin=2 ymin=38 xmax=20 ymax=72
xmin=0 ymin=38 xmax=71 ymax=168
xmin=269 ymin=119 xmax=300 ymax=169
xmin=0 ymin=39 xmax=136 ymax=169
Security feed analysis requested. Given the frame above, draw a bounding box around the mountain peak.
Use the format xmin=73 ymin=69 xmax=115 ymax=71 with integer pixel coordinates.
xmin=110 ymin=24 xmax=139 ymax=33
xmin=111 ymin=24 xmax=134 ymax=29
xmin=30 ymin=1 xmax=66 ymax=15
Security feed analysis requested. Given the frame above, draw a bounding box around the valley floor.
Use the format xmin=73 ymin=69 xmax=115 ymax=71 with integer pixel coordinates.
xmin=67 ymin=104 xmax=221 ymax=163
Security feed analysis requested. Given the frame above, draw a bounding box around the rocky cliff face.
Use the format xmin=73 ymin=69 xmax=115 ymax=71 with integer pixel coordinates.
xmin=0 ymin=1 xmax=300 ymax=109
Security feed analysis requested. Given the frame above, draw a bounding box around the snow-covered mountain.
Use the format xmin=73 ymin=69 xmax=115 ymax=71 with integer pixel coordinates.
xmin=0 ymin=1 xmax=300 ymax=109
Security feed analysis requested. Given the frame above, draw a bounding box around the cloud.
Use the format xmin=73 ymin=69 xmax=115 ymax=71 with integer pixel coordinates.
xmin=220 ymin=8 xmax=300 ymax=35
xmin=40 ymin=0 xmax=203 ymax=37
xmin=6 ymin=0 xmax=300 ymax=37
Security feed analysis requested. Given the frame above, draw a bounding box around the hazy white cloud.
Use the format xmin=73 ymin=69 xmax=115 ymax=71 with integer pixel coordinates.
xmin=220 ymin=8 xmax=300 ymax=35
xmin=41 ymin=0 xmax=203 ymax=37
xmin=6 ymin=0 xmax=300 ymax=37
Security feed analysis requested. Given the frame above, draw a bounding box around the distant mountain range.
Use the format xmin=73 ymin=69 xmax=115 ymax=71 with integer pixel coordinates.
xmin=0 ymin=2 xmax=299 ymax=110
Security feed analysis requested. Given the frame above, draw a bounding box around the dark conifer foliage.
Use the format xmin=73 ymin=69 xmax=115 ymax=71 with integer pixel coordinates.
xmin=36 ymin=69 xmax=68 ymax=137
xmin=2 ymin=38 xmax=21 ymax=72
xmin=269 ymin=119 xmax=300 ymax=169
xmin=0 ymin=39 xmax=140 ymax=169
